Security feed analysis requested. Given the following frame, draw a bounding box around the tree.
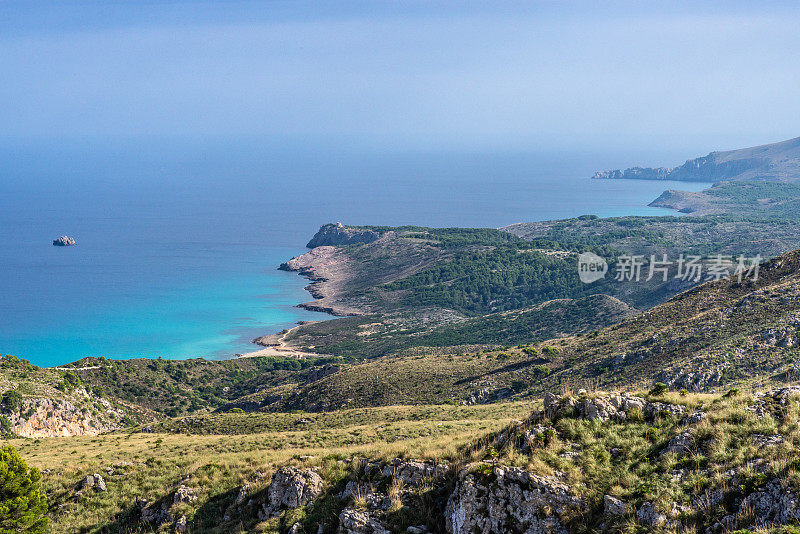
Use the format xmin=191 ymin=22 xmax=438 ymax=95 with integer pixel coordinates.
xmin=0 ymin=445 xmax=48 ymax=533
xmin=0 ymin=392 xmax=22 ymax=413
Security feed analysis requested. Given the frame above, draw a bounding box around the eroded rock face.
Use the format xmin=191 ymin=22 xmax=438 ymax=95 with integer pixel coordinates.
xmin=306 ymin=223 xmax=380 ymax=248
xmin=259 ymin=466 xmax=323 ymax=518
xmin=445 ymin=465 xmax=581 ymax=534
xmin=8 ymin=396 xmax=118 ymax=437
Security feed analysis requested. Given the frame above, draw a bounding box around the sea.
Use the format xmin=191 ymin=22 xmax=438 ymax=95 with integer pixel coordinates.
xmin=0 ymin=138 xmax=711 ymax=367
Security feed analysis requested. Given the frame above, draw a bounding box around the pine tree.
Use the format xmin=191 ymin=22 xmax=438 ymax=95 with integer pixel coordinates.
xmin=0 ymin=445 xmax=48 ymax=534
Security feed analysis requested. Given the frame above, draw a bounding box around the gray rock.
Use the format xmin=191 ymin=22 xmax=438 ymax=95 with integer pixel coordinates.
xmin=173 ymin=485 xmax=197 ymax=504
xmin=603 ymin=495 xmax=626 ymax=516
xmin=661 ymin=432 xmax=695 ymax=456
xmin=637 ymin=502 xmax=666 ymax=527
xmin=446 ymin=465 xmax=582 ymax=533
xmin=739 ymin=478 xmax=800 ymax=526
xmin=338 ymin=507 xmax=391 ymax=534
xmin=260 ymin=466 xmax=324 ymax=518
xmin=76 ymin=473 xmax=107 ymax=494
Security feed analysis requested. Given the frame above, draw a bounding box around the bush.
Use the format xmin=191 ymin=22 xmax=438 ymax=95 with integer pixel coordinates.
xmin=1 ymin=391 xmax=22 ymax=412
xmin=0 ymin=416 xmax=11 ymax=436
xmin=649 ymin=383 xmax=669 ymax=396
xmin=542 ymin=346 xmax=559 ymax=356
xmin=0 ymin=445 xmax=48 ymax=533
xmin=228 ymin=407 xmax=245 ymax=414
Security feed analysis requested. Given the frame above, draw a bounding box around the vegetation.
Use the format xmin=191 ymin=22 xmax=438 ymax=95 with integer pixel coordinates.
xmin=0 ymin=445 xmax=47 ymax=534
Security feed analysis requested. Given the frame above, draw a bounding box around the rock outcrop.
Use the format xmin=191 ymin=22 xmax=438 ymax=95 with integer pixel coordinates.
xmin=446 ymin=465 xmax=582 ymax=534
xmin=306 ymin=223 xmax=380 ymax=248
xmin=53 ymin=235 xmax=76 ymax=246
xmin=543 ymin=392 xmax=684 ymax=422
xmin=259 ymin=466 xmax=324 ymax=519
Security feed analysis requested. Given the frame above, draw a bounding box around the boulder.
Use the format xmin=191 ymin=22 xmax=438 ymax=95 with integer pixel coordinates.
xmin=338 ymin=507 xmax=391 ymax=534
xmin=603 ymin=495 xmax=626 ymax=516
xmin=637 ymin=502 xmax=666 ymax=527
xmin=75 ymin=473 xmax=107 ymax=495
xmin=260 ymin=466 xmax=324 ymax=518
xmin=661 ymin=432 xmax=695 ymax=456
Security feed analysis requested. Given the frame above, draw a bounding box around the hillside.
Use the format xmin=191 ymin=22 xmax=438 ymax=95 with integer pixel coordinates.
xmin=8 ymin=386 xmax=800 ymax=533
xmin=593 ymin=135 xmax=800 ymax=183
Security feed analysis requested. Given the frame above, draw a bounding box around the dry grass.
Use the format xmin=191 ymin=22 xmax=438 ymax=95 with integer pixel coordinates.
xmin=7 ymin=402 xmax=525 ymax=533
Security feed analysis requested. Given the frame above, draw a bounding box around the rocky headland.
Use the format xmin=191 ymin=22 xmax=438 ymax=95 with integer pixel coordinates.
xmin=593 ymin=135 xmax=800 ymax=183
xmin=305 ymin=222 xmax=379 ymax=248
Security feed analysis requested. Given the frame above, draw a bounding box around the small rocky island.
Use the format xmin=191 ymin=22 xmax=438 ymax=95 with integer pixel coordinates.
xmin=52 ymin=236 xmax=76 ymax=246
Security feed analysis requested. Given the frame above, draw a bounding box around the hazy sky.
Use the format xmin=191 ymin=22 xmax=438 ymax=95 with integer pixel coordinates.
xmin=2 ymin=1 xmax=800 ymax=152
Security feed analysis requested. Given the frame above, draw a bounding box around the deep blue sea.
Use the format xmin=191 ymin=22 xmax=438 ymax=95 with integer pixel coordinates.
xmin=0 ymin=138 xmax=710 ymax=367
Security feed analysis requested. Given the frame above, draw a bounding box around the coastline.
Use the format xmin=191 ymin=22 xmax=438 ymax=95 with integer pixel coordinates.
xmin=236 ymin=323 xmax=326 ymax=359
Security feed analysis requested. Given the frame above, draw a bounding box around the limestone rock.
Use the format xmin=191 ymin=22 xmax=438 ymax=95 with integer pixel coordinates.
xmin=338 ymin=507 xmax=391 ymax=534
xmin=637 ymin=502 xmax=666 ymax=527
xmin=739 ymin=478 xmax=800 ymax=526
xmin=75 ymin=473 xmax=107 ymax=495
xmin=260 ymin=466 xmax=323 ymax=518
xmin=661 ymin=432 xmax=695 ymax=456
xmin=603 ymin=495 xmax=626 ymax=516
xmin=173 ymin=485 xmax=197 ymax=504
xmin=544 ymin=392 xmax=682 ymax=423
xmin=445 ymin=465 xmax=582 ymax=533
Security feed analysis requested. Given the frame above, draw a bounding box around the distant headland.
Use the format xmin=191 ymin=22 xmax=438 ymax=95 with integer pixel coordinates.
xmin=592 ymin=135 xmax=800 ymax=183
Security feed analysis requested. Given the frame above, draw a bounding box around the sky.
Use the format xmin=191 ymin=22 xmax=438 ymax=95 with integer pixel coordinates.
xmin=2 ymin=1 xmax=800 ymax=153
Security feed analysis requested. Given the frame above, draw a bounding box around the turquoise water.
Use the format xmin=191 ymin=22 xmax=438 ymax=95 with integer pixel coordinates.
xmin=0 ymin=139 xmax=710 ymax=367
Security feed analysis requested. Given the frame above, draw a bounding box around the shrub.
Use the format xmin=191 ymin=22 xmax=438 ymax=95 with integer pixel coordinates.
xmin=533 ymin=365 xmax=550 ymax=377
xmin=542 ymin=346 xmax=559 ymax=356
xmin=0 ymin=416 xmax=11 ymax=436
xmin=0 ymin=446 xmax=48 ymax=533
xmin=649 ymin=383 xmax=669 ymax=396
xmin=228 ymin=407 xmax=245 ymax=414
xmin=1 ymin=391 xmax=22 ymax=412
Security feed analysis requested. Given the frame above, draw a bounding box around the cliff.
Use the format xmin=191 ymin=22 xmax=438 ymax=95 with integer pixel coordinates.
xmin=593 ymin=135 xmax=800 ymax=183
xmin=305 ymin=222 xmax=380 ymax=248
